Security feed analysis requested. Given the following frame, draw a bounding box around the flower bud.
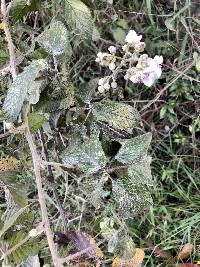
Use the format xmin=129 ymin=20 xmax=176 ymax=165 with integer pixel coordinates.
xmin=108 ymin=46 xmax=116 ymax=54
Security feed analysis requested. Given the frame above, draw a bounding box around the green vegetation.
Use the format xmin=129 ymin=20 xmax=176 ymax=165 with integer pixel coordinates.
xmin=0 ymin=0 xmax=199 ymax=266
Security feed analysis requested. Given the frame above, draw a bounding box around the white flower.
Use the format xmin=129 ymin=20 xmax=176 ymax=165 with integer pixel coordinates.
xmin=109 ymin=62 xmax=116 ymax=71
xmin=125 ymin=54 xmax=163 ymax=87
xmin=98 ymin=85 xmax=105 ymax=93
xmin=104 ymin=83 xmax=110 ymax=90
xmin=122 ymin=44 xmax=127 ymax=51
xmin=125 ymin=30 xmax=142 ymax=44
xmin=98 ymin=77 xmax=106 ymax=85
xmin=108 ymin=46 xmax=116 ymax=54
xmin=95 ymin=52 xmax=113 ymax=66
xmin=111 ymin=81 xmax=117 ymax=89
xmin=142 ymin=55 xmax=163 ymax=86
xmin=134 ymin=42 xmax=146 ymax=52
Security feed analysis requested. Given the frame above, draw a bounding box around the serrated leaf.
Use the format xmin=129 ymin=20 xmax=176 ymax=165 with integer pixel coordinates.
xmin=94 ymin=101 xmax=140 ymax=135
xmin=37 ymin=21 xmax=71 ymax=56
xmin=63 ymin=0 xmax=95 ymax=39
xmin=0 ymin=159 xmax=28 ymax=208
xmin=62 ymin=132 xmax=108 ymax=175
xmin=82 ymin=174 xmax=110 ymax=209
xmin=112 ymin=179 xmax=153 ymax=219
xmin=128 ymin=156 xmax=153 ymax=187
xmin=0 ymin=206 xmax=28 ymax=238
xmin=3 ymin=59 xmax=47 ymax=122
xmin=115 ymin=133 xmax=152 ymax=164
xmin=22 ymin=255 xmax=40 ymax=267
xmin=11 ymin=0 xmax=41 ymax=23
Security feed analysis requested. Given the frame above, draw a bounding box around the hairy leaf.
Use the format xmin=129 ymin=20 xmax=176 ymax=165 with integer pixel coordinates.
xmin=127 ymin=156 xmax=153 ymax=187
xmin=0 ymin=206 xmax=28 ymax=238
xmin=115 ymin=133 xmax=152 ymax=164
xmin=3 ymin=59 xmax=47 ymax=122
xmin=37 ymin=21 xmax=71 ymax=56
xmin=62 ymin=133 xmax=108 ymax=175
xmin=63 ymin=0 xmax=95 ymax=38
xmin=11 ymin=0 xmax=41 ymax=23
xmin=27 ymin=81 xmax=43 ymax=105
xmin=22 ymin=255 xmax=40 ymax=267
xmin=112 ymin=179 xmax=153 ymax=218
xmin=94 ymin=101 xmax=140 ymax=135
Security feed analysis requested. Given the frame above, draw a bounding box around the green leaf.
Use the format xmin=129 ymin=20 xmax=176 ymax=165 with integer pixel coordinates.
xmin=62 ymin=132 xmax=108 ymax=175
xmin=28 ymin=113 xmax=47 ymax=133
xmin=0 ymin=206 xmax=28 ymax=239
xmin=165 ymin=18 xmax=175 ymax=31
xmin=112 ymin=179 xmax=152 ymax=219
xmin=3 ymin=59 xmax=47 ymax=122
xmin=112 ymin=27 xmax=126 ymax=43
xmin=94 ymin=101 xmax=140 ymax=135
xmin=0 ymin=171 xmax=28 ymax=208
xmin=37 ymin=21 xmax=72 ymax=56
xmin=63 ymin=0 xmax=95 ymax=39
xmin=128 ymin=156 xmax=153 ymax=187
xmin=11 ymin=0 xmax=41 ymax=23
xmin=115 ymin=133 xmax=152 ymax=164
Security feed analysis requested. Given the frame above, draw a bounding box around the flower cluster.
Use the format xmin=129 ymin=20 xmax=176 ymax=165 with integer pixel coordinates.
xmin=95 ymin=29 xmax=163 ymax=92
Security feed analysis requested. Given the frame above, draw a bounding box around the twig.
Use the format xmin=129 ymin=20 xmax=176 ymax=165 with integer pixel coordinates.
xmin=1 ymin=0 xmax=17 ymax=79
xmin=141 ymin=61 xmax=194 ymax=112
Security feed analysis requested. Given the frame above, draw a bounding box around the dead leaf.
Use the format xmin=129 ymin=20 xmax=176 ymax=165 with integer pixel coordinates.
xmin=56 ymin=231 xmax=103 ymax=260
xmin=176 ymin=243 xmax=194 ymax=260
xmin=112 ymin=248 xmax=145 ymax=267
xmin=177 ymin=264 xmax=199 ymax=267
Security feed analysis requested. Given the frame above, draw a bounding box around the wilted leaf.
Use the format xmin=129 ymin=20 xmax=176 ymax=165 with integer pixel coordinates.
xmin=63 ymin=0 xmax=95 ymax=39
xmin=37 ymin=21 xmax=71 ymax=56
xmin=0 ymin=157 xmax=18 ymax=171
xmin=3 ymin=59 xmax=47 ymax=122
xmin=176 ymin=243 xmax=194 ymax=260
xmin=11 ymin=0 xmax=41 ymax=23
xmin=115 ymin=133 xmax=152 ymax=164
xmin=62 ymin=132 xmax=108 ymax=175
xmin=28 ymin=113 xmax=47 ymax=133
xmin=94 ymin=101 xmax=140 ymax=135
xmin=112 ymin=248 xmax=145 ymax=267
xmin=56 ymin=231 xmax=104 ymax=259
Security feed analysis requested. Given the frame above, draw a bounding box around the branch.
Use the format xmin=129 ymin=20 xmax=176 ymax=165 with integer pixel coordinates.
xmin=141 ymin=61 xmax=194 ymax=112
xmin=1 ymin=0 xmax=17 ymax=79
xmin=23 ymin=107 xmax=63 ymax=267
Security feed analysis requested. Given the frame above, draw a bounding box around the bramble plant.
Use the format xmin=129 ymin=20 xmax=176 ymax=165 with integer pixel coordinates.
xmin=4 ymin=1 xmax=200 ymax=267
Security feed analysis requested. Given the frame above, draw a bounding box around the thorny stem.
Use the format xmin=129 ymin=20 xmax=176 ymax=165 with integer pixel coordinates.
xmin=24 ymin=107 xmax=63 ymax=267
xmin=1 ymin=0 xmax=17 ymax=79
xmin=1 ymin=2 xmax=62 ymax=266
